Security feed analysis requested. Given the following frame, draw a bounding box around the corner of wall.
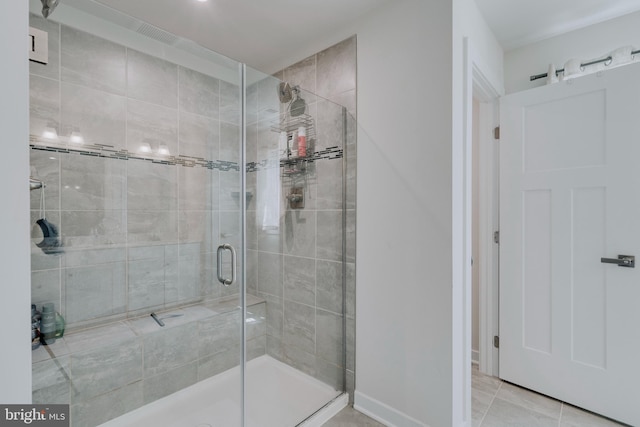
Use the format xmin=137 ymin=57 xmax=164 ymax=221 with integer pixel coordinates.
xmin=0 ymin=0 xmax=33 ymax=403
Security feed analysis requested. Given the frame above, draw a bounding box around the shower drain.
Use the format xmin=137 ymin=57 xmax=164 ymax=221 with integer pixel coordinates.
xmin=195 ymin=424 xmax=212 ymax=427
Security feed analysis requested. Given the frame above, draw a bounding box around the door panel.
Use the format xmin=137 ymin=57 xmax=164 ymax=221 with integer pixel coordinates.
xmin=500 ymin=62 xmax=640 ymax=426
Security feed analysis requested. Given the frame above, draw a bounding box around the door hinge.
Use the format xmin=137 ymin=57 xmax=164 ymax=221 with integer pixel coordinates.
xmin=493 ymin=231 xmax=500 ymax=244
xmin=493 ymin=126 xmax=500 ymax=140
xmin=493 ymin=336 xmax=500 ymax=348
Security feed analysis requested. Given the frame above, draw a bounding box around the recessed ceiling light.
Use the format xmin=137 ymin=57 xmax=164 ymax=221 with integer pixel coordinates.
xmin=196 ymin=0 xmax=208 ymax=2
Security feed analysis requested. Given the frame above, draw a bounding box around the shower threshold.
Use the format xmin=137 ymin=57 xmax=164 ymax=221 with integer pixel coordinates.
xmin=98 ymin=355 xmax=347 ymax=427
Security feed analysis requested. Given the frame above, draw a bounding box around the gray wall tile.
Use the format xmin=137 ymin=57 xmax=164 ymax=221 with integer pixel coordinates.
xmin=61 ymin=25 xmax=126 ymax=95
xmin=262 ymin=293 xmax=283 ymax=339
xmin=247 ymin=335 xmax=266 ymax=361
xmin=315 ymin=98 xmax=345 ymax=151
xmin=316 ymin=158 xmax=343 ymax=210
xmin=127 ymin=98 xmax=178 ymax=155
xmin=128 ymin=160 xmax=177 ymax=211
xmin=316 ymin=36 xmax=356 ymax=99
xmin=283 ymin=300 xmax=315 ymax=353
xmin=246 ymin=249 xmax=258 ymax=294
xmin=63 ymin=322 xmax=135 ymax=354
xmin=143 ymin=362 xmax=197 ymax=404
xmin=316 ymin=260 xmax=342 ymax=314
xmin=63 ymin=262 xmax=126 ymax=324
xmin=315 ymin=358 xmax=342 ymax=391
xmin=60 ymin=155 xmax=125 ymax=211
xmin=179 ymin=67 xmax=219 ymax=118
xmin=282 ymin=344 xmax=316 ymax=378
xmin=179 ymin=254 xmax=202 ymax=301
xmin=199 ymin=310 xmax=241 ymax=359
xmin=127 ymin=49 xmax=178 ymax=108
xmin=65 ymin=247 xmax=126 ymax=267
xmin=128 ymin=245 xmax=164 ymax=261
xmin=128 ymin=258 xmax=165 ymax=311
xmin=70 ymin=382 xmax=143 ymax=427
xmin=316 ymin=211 xmax=342 ymax=262
xmin=178 ymin=111 xmax=219 ymax=159
xmin=31 ymin=269 xmax=60 ymax=309
xmin=70 ymin=338 xmax=142 ymax=401
xmin=32 ymin=356 xmax=70 ymax=402
xmin=179 ymin=210 xmax=214 ymax=253
xmin=258 ymin=252 xmax=283 ymax=297
xmin=284 ymin=255 xmax=315 ymax=306
xmin=30 ymin=151 xmax=60 ymax=212
xmin=143 ymin=323 xmax=199 ymax=377
xmin=284 ymin=210 xmax=316 ymax=258
xmin=219 ymin=171 xmax=241 ymax=211
xmin=197 ymin=346 xmax=239 ymax=380
xmin=61 ymin=210 xmax=127 ymax=248
xmin=220 ymin=80 xmax=240 ymax=125
xmin=61 ymin=82 xmax=126 ymax=148
xmin=316 ymin=309 xmax=343 ymax=366
xmin=220 ymin=122 xmax=240 ymax=163
xmin=284 ymin=55 xmax=317 ymax=94
xmin=30 ymin=75 xmax=60 ymax=139
xmin=246 ymin=302 xmax=266 ymax=341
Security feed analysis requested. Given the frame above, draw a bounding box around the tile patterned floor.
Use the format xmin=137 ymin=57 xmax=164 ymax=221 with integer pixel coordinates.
xmin=472 ymin=365 xmax=629 ymax=427
xmin=323 ymin=407 xmax=385 ymax=427
xmin=323 ymin=368 xmax=630 ymax=426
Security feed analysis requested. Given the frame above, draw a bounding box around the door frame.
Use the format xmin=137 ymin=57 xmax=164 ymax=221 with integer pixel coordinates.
xmin=463 ymin=38 xmax=502 ymax=381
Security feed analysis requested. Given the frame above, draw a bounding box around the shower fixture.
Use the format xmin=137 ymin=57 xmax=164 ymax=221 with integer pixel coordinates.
xmin=41 ymin=0 xmax=59 ymax=19
xmin=29 ymin=177 xmax=44 ymax=191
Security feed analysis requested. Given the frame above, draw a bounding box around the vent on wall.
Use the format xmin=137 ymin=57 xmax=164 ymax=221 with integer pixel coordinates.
xmin=135 ymin=22 xmax=179 ymax=45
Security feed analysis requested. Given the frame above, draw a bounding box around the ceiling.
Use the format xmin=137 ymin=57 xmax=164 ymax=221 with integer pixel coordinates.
xmin=91 ymin=0 xmax=392 ymax=73
xmin=475 ymin=0 xmax=640 ymax=51
xmin=59 ymin=0 xmax=640 ymax=71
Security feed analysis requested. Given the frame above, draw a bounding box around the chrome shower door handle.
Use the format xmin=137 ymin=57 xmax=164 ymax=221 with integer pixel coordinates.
xmin=217 ymin=244 xmax=237 ymax=286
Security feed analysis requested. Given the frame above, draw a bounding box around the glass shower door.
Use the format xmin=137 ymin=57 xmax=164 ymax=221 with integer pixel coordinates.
xmin=28 ymin=2 xmax=246 ymax=425
xmin=243 ymin=66 xmax=348 ymax=426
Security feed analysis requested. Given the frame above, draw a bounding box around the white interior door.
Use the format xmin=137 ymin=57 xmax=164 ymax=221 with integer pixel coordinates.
xmin=499 ymin=62 xmax=640 ymax=426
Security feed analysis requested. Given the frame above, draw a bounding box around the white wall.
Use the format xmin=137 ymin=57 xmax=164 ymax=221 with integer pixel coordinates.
xmin=353 ymin=1 xmax=454 ymax=425
xmin=505 ymin=10 xmax=640 ymax=93
xmin=0 ymin=0 xmax=32 ymax=403
xmin=273 ymin=0 xmax=503 ymax=425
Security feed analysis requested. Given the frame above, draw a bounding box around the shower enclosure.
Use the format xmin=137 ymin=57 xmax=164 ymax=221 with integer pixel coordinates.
xmin=28 ymin=1 xmax=355 ymax=426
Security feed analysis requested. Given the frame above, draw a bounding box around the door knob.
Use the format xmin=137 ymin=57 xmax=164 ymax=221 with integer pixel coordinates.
xmin=600 ymin=255 xmax=635 ymax=268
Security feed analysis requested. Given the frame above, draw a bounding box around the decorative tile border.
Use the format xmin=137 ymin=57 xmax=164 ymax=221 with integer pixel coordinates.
xmin=30 ymin=137 xmax=343 ymax=173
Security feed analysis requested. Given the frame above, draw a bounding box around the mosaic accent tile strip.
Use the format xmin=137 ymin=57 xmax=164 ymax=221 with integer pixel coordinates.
xmin=30 ymin=137 xmax=342 ymax=174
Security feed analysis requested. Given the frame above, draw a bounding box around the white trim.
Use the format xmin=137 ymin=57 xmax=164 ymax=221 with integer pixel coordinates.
xmin=354 ymin=391 xmax=430 ymax=427
xmin=471 ymin=349 xmax=480 ymax=365
xmin=461 ymin=37 xmax=474 ymax=427
xmin=465 ymin=40 xmax=501 ymax=379
xmin=477 ymin=100 xmax=500 ymax=377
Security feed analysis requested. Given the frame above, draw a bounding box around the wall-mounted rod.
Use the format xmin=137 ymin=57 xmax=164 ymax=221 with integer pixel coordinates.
xmin=30 ymin=177 xmax=44 ymax=191
xmin=530 ymin=49 xmax=640 ymax=81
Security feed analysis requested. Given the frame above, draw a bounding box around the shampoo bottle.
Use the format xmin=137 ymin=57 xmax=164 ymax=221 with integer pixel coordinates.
xmin=40 ymin=303 xmax=56 ymax=345
xmin=297 ymin=127 xmax=307 ymax=157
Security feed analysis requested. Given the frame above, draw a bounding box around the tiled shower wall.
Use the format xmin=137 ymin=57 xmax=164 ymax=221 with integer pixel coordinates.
xmin=247 ymin=36 xmax=357 ymax=397
xmin=29 ymin=9 xmax=355 ymax=419
xmin=29 ymin=13 xmax=242 ymax=328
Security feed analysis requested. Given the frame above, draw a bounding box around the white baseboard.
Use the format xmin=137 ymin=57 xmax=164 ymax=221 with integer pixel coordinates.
xmin=353 ymin=391 xmax=429 ymax=427
xmin=471 ymin=349 xmax=479 ymax=365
